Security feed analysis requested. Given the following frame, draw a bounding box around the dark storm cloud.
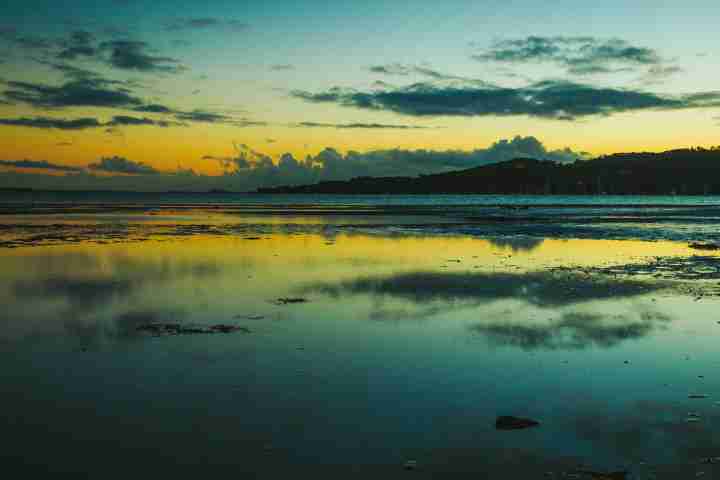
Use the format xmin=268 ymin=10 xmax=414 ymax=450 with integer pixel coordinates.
xmin=165 ymin=18 xmax=248 ymax=32
xmin=88 ymin=156 xmax=159 ymax=175
xmin=0 ymin=159 xmax=83 ymax=172
xmin=473 ymin=36 xmax=670 ymax=76
xmin=292 ymin=80 xmax=720 ymax=120
xmin=99 ymin=40 xmax=184 ymax=73
xmin=295 ymin=121 xmax=431 ymax=129
xmin=0 ymin=116 xmax=102 ymax=130
xmin=2 ymin=79 xmax=143 ymax=108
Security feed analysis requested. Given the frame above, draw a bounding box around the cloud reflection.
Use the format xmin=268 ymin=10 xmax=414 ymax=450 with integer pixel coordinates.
xmin=470 ymin=311 xmax=670 ymax=350
xmin=487 ymin=236 xmax=545 ymax=252
xmin=306 ymin=270 xmax=664 ymax=307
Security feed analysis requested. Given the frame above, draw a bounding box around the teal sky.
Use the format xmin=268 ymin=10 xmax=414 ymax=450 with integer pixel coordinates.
xmin=1 ymin=1 xmax=719 ymax=190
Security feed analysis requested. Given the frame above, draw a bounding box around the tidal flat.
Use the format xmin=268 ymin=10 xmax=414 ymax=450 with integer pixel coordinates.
xmin=3 ymin=206 xmax=720 ymax=479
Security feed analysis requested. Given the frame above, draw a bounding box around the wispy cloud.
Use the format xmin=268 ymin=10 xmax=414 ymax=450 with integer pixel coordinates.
xmin=0 ymin=159 xmax=83 ymax=172
xmin=99 ymin=40 xmax=185 ymax=73
xmin=0 ymin=116 xmax=103 ymax=130
xmin=294 ymin=121 xmax=431 ymax=129
xmin=473 ymin=36 xmax=673 ymax=76
xmin=369 ymin=63 xmax=490 ymax=84
xmin=0 ymin=115 xmax=184 ymax=130
xmin=2 ymin=78 xmax=143 ymax=108
xmin=165 ymin=18 xmax=248 ymax=32
xmin=88 ymin=156 xmax=159 ymax=175
xmin=292 ymin=80 xmax=720 ymax=120
xmin=58 ymin=30 xmax=97 ymax=60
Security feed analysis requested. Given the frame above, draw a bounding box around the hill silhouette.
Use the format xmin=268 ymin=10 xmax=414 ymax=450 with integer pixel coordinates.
xmin=257 ymin=147 xmax=720 ymax=195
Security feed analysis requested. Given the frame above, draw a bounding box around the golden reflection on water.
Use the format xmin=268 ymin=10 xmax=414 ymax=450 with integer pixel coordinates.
xmin=2 ymin=232 xmax=711 ymax=284
xmin=4 ymin=230 xmax=720 ymax=477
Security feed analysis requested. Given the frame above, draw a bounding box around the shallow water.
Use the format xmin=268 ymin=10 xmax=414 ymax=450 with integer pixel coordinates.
xmin=3 ymin=210 xmax=720 ymax=478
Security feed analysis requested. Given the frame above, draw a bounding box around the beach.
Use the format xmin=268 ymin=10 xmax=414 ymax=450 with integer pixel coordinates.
xmin=2 ymin=196 xmax=720 ymax=478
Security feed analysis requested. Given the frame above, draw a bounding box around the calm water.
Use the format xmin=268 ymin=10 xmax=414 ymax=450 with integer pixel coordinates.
xmin=2 ymin=205 xmax=720 ymax=478
xmin=5 ymin=190 xmax=720 ymax=207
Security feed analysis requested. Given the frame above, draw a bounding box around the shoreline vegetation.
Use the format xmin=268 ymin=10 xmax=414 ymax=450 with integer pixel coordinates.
xmin=259 ymin=147 xmax=720 ymax=195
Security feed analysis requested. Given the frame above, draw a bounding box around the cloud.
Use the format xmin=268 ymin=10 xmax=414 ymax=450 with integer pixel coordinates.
xmin=39 ymin=62 xmax=102 ymax=81
xmin=34 ymin=61 xmax=141 ymax=90
xmin=473 ymin=36 xmax=667 ymax=76
xmin=58 ymin=30 xmax=97 ymax=60
xmin=292 ymin=80 xmax=720 ymax=120
xmin=174 ymin=110 xmax=266 ymax=126
xmin=132 ymin=104 xmax=174 ymax=114
xmin=174 ymin=110 xmax=234 ymax=123
xmin=0 ymin=116 xmax=102 ymax=130
xmin=294 ymin=121 xmax=431 ymax=129
xmin=106 ymin=115 xmax=184 ymax=127
xmin=99 ymin=40 xmax=184 ymax=73
xmin=0 ymin=26 xmax=53 ymax=52
xmin=0 ymin=77 xmax=250 ymax=125
xmin=0 ymin=159 xmax=83 ymax=172
xmin=88 ymin=156 xmax=160 ymax=175
xmin=2 ymin=79 xmax=143 ymax=108
xmin=640 ymin=65 xmax=684 ymax=85
xmin=165 ymin=18 xmax=248 ymax=32
xmin=202 ymin=135 xmax=587 ymax=186
xmin=0 ymin=115 xmax=185 ymax=130
xmin=369 ymin=63 xmax=488 ymax=83
xmin=269 ymin=64 xmax=295 ymax=71
xmin=131 ymin=105 xmax=262 ymax=126
xmin=0 ymin=136 xmax=588 ymax=191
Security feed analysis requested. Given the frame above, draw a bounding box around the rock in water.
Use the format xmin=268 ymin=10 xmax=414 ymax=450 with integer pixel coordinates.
xmin=403 ymin=460 xmax=417 ymax=470
xmin=495 ymin=416 xmax=540 ymax=430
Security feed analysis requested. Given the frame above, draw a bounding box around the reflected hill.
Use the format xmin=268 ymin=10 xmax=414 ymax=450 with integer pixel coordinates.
xmin=259 ymin=147 xmax=720 ymax=195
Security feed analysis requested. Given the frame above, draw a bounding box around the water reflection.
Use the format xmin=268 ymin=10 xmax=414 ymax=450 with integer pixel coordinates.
xmin=487 ymin=235 xmax=545 ymax=252
xmin=470 ymin=311 xmax=670 ymax=350
xmin=1 ymin=230 xmax=719 ymax=478
xmin=1 ymin=251 xmax=225 ymax=344
xmin=306 ymin=270 xmax=665 ymax=307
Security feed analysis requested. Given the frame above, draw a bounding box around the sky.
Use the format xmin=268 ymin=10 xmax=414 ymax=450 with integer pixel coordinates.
xmin=1 ymin=0 xmax=719 ymax=191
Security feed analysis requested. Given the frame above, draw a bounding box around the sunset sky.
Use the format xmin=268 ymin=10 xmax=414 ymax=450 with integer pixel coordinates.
xmin=1 ymin=0 xmax=719 ymax=191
